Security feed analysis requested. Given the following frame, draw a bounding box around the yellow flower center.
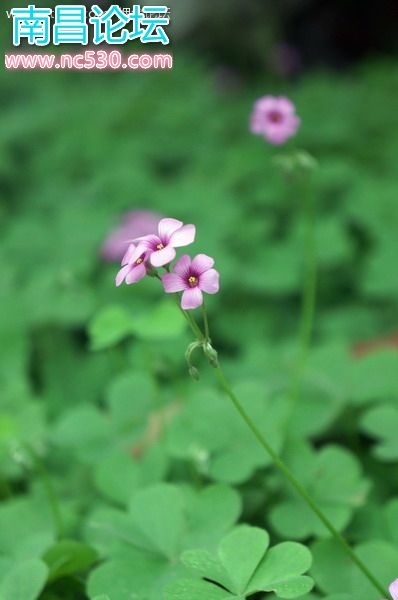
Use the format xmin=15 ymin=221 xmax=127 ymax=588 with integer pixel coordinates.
xmin=156 ymin=243 xmax=164 ymax=250
xmin=188 ymin=276 xmax=198 ymax=287
xmin=136 ymin=258 xmax=143 ymax=265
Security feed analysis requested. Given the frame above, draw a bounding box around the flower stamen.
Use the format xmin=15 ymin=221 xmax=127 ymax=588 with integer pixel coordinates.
xmin=188 ymin=275 xmax=198 ymax=287
xmin=269 ymin=110 xmax=282 ymax=123
xmin=156 ymin=243 xmax=164 ymax=250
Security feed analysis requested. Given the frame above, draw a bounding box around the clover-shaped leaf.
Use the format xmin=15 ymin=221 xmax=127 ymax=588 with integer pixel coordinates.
xmin=166 ymin=525 xmax=313 ymax=600
xmin=311 ymin=538 xmax=398 ymax=598
xmin=167 ymin=383 xmax=288 ymax=484
xmin=269 ymin=441 xmax=370 ymax=539
xmin=347 ymin=497 xmax=398 ymax=547
xmin=360 ymin=403 xmax=398 ymax=460
xmin=0 ymin=494 xmax=55 ymax=560
xmin=0 ymin=559 xmax=48 ymax=600
xmin=94 ymin=444 xmax=168 ymax=506
xmin=350 ymin=350 xmax=398 ymax=405
xmin=52 ymin=370 xmax=161 ymax=466
xmin=86 ymin=483 xmax=241 ymax=600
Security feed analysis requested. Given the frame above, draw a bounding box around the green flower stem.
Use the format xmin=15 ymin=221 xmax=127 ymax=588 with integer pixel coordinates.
xmin=181 ymin=306 xmax=386 ymax=597
xmin=201 ymin=302 xmax=210 ymax=341
xmin=290 ymin=171 xmax=317 ymax=410
xmin=213 ymin=364 xmax=386 ymax=597
xmin=183 ymin=308 xmax=204 ymax=341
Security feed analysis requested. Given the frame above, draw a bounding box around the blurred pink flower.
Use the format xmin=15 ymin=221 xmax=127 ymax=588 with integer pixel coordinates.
xmin=101 ymin=210 xmax=161 ymax=262
xmin=133 ymin=218 xmax=196 ymax=268
xmin=250 ymin=95 xmax=300 ymax=145
xmin=115 ymin=243 xmax=148 ymax=287
xmin=390 ymin=579 xmax=398 ymax=600
xmin=162 ymin=254 xmax=220 ymax=310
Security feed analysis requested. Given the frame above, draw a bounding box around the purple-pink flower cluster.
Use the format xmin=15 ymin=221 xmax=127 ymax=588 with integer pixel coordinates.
xmin=250 ymin=95 xmax=300 ymax=145
xmin=115 ymin=217 xmax=220 ymax=310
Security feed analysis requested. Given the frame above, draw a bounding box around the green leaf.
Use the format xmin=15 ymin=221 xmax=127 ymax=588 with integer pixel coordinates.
xmin=43 ymin=539 xmax=98 ymax=582
xmin=87 ymin=551 xmax=174 ymax=600
xmin=350 ymin=350 xmax=398 ymax=404
xmin=182 ymin=549 xmax=233 ymax=591
xmin=269 ymin=442 xmax=370 ymax=539
xmin=0 ymin=559 xmax=48 ymax=600
xmin=52 ymin=405 xmax=111 ymax=463
xmin=131 ymin=300 xmax=186 ymax=340
xmin=0 ymin=495 xmax=55 ymax=560
xmin=165 ymin=578 xmax=235 ymax=600
xmin=178 ymin=525 xmax=313 ymax=599
xmin=360 ymin=403 xmax=398 ymax=460
xmin=94 ymin=445 xmax=168 ymax=506
xmin=167 ymin=383 xmax=288 ymax=484
xmin=86 ymin=484 xmax=241 ymax=600
xmin=218 ymin=526 xmax=269 ymax=595
xmin=311 ymin=538 xmax=398 ymax=597
xmin=89 ymin=305 xmax=135 ymax=350
xmin=246 ymin=542 xmax=313 ymax=598
xmin=182 ymin=484 xmax=242 ymax=548
xmin=129 ymin=484 xmax=185 ymax=559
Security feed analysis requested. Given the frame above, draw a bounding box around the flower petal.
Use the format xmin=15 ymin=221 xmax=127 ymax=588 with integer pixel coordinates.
xmin=390 ymin=580 xmax=398 ymax=600
xmin=170 ymin=224 xmax=196 ymax=248
xmin=191 ymin=254 xmax=214 ymax=275
xmin=254 ymin=95 xmax=277 ymax=113
xmin=115 ymin=264 xmax=130 ymax=287
xmin=121 ymin=243 xmax=137 ymax=266
xmin=150 ymin=244 xmax=176 ymax=267
xmin=162 ymin=272 xmax=186 ymax=293
xmin=132 ymin=234 xmax=159 ymax=248
xmin=173 ymin=254 xmax=192 ymax=277
xmin=158 ymin=218 xmax=183 ymax=242
xmin=275 ymin=96 xmax=295 ymax=115
xmin=124 ymin=242 xmax=149 ymax=264
xmin=181 ymin=287 xmax=203 ymax=310
xmin=199 ymin=268 xmax=220 ymax=294
xmin=125 ymin=262 xmax=146 ymax=284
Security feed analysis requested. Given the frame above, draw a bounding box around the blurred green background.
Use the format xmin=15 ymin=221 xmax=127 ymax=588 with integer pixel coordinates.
xmin=1 ymin=2 xmax=398 ymax=599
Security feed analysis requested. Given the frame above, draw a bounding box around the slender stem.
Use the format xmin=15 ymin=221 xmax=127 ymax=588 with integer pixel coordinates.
xmin=170 ymin=290 xmax=204 ymax=340
xmin=289 ymin=172 xmax=317 ymax=411
xmin=201 ymin=302 xmax=210 ymax=341
xmin=166 ymin=278 xmax=385 ymax=593
xmin=213 ymin=363 xmax=387 ymax=597
xmin=185 ymin=309 xmax=205 ymax=341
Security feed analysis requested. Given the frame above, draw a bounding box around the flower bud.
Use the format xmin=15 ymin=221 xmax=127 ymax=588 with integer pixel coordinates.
xmin=203 ymin=342 xmax=218 ymax=368
xmin=185 ymin=341 xmax=202 ymax=380
xmin=188 ymin=366 xmax=200 ymax=381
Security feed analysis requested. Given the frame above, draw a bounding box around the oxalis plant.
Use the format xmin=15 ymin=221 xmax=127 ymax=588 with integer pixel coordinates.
xmin=115 ymin=96 xmax=395 ymax=600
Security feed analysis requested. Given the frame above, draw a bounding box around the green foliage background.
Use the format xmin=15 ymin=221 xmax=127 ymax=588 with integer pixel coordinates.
xmin=1 ymin=39 xmax=398 ymax=600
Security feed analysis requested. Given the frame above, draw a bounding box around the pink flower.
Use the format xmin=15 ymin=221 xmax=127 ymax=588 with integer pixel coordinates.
xmin=133 ymin=218 xmax=196 ymax=268
xmin=162 ymin=254 xmax=220 ymax=310
xmin=390 ymin=579 xmax=398 ymax=600
xmin=101 ymin=210 xmax=161 ymax=262
xmin=250 ymin=96 xmax=300 ymax=145
xmin=115 ymin=243 xmax=148 ymax=286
